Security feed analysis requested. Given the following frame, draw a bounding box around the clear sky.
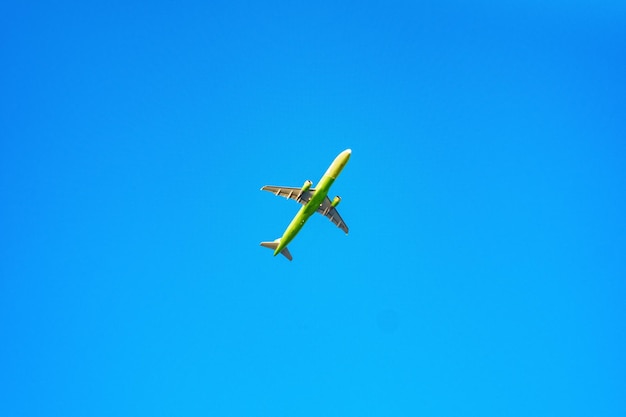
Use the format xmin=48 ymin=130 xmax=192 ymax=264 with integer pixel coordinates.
xmin=2 ymin=1 xmax=625 ymax=416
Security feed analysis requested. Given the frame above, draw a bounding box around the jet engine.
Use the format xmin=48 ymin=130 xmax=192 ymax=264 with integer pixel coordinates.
xmin=331 ymin=196 xmax=341 ymax=207
xmin=301 ymin=180 xmax=313 ymax=193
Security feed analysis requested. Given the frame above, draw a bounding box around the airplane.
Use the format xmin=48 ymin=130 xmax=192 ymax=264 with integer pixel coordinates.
xmin=260 ymin=149 xmax=351 ymax=261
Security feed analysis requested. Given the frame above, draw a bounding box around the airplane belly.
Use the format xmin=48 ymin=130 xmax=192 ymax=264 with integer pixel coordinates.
xmin=280 ymin=207 xmax=309 ymax=244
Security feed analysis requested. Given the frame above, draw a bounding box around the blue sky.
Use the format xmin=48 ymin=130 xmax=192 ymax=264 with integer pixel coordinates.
xmin=1 ymin=1 xmax=625 ymax=416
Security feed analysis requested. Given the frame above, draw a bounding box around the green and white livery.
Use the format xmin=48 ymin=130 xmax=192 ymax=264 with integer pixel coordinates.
xmin=260 ymin=149 xmax=351 ymax=261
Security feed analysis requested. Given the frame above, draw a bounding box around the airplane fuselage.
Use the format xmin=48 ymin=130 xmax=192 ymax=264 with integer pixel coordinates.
xmin=273 ymin=149 xmax=351 ymax=256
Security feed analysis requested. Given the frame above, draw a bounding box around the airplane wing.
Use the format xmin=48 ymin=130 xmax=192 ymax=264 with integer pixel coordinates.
xmin=260 ymin=185 xmax=315 ymax=205
xmin=261 ymin=185 xmax=349 ymax=234
xmin=317 ymin=196 xmax=349 ymax=234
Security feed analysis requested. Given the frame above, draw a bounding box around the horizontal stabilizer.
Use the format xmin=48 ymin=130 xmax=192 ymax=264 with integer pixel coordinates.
xmin=260 ymin=239 xmax=293 ymax=261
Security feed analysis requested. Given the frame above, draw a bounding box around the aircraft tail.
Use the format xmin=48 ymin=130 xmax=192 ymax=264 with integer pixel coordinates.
xmin=260 ymin=238 xmax=293 ymax=261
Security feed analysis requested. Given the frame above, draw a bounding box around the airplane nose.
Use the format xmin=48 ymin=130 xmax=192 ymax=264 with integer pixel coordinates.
xmin=324 ymin=149 xmax=352 ymax=178
xmin=340 ymin=149 xmax=352 ymax=161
